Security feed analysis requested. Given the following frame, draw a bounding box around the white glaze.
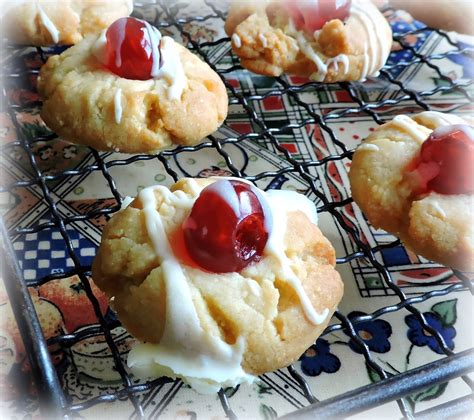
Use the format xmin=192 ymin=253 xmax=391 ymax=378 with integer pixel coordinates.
xmin=350 ymin=0 xmax=390 ymax=77
xmin=392 ymin=115 xmax=428 ymax=142
xmin=153 ymin=36 xmax=187 ymax=100
xmin=37 ymin=3 xmax=59 ymax=44
xmin=327 ymin=54 xmax=350 ymax=75
xmin=232 ymin=33 xmax=242 ymax=48
xmin=113 ymin=17 xmax=127 ymax=68
xmin=128 ymin=183 xmax=255 ymax=393
xmin=416 ymin=111 xmax=467 ymax=127
xmin=350 ymin=4 xmax=377 ymax=75
xmin=430 ymin=202 xmax=446 ymax=219
xmin=262 ymin=190 xmax=328 ymax=325
xmin=357 ymin=143 xmax=380 ymax=152
xmin=288 ymin=20 xmax=327 ymax=82
xmin=287 ymin=0 xmax=386 ymax=82
xmin=433 ymin=124 xmax=474 ymax=140
xmin=114 ymin=88 xmax=123 ymax=124
xmin=265 ymin=189 xmax=318 ymax=225
xmin=143 ymin=20 xmax=162 ymax=77
xmin=206 ymin=180 xmax=241 ymax=217
xmin=259 ymin=33 xmax=268 ymax=48
xmin=92 ymin=29 xmax=107 ymax=62
xmin=125 ymin=0 xmax=134 ymax=15
xmin=360 ymin=42 xmax=370 ymax=80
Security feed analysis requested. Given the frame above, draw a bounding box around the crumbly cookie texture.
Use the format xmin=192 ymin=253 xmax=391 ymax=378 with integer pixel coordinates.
xmin=225 ymin=0 xmax=392 ymax=82
xmin=92 ymin=178 xmax=343 ymax=375
xmin=1 ymin=0 xmax=133 ymax=46
xmin=37 ymin=35 xmax=228 ymax=153
xmin=349 ymin=112 xmax=474 ymax=272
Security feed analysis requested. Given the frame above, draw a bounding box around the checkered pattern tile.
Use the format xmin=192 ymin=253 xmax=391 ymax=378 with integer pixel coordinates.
xmin=14 ymin=221 xmax=97 ymax=281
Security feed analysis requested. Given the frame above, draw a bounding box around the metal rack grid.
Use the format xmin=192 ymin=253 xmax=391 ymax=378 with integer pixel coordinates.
xmin=1 ymin=1 xmax=473 ymax=418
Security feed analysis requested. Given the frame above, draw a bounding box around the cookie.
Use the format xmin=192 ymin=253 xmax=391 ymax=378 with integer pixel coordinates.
xmin=225 ymin=0 xmax=392 ymax=82
xmin=349 ymin=111 xmax=474 ymax=272
xmin=1 ymin=0 xmax=133 ymax=46
xmin=37 ymin=17 xmax=228 ymax=153
xmin=92 ymin=178 xmax=343 ymax=393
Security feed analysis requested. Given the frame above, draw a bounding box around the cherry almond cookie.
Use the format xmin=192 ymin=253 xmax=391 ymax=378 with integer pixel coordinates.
xmin=225 ymin=0 xmax=392 ymax=82
xmin=349 ymin=111 xmax=474 ymax=272
xmin=92 ymin=178 xmax=343 ymax=393
xmin=37 ymin=17 xmax=228 ymax=153
xmin=1 ymin=0 xmax=133 ymax=46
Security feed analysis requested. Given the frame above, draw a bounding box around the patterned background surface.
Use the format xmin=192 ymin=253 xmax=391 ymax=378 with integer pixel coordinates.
xmin=1 ymin=1 xmax=473 ymax=419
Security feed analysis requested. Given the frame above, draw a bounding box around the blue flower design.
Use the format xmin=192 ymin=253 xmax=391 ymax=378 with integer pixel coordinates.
xmin=446 ymin=41 xmax=474 ymax=79
xmin=300 ymin=339 xmax=340 ymax=376
xmin=347 ymin=311 xmax=392 ymax=354
xmin=405 ymin=312 xmax=456 ymax=354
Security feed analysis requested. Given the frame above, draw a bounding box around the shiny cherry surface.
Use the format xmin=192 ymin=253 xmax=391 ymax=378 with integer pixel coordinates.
xmin=286 ymin=0 xmax=352 ymax=34
xmin=104 ymin=17 xmax=159 ymax=80
xmin=411 ymin=124 xmax=474 ymax=195
xmin=183 ymin=180 xmax=269 ymax=273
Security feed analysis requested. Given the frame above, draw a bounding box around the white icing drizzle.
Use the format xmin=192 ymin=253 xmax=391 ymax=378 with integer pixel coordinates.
xmin=259 ymin=33 xmax=268 ymax=48
xmin=430 ymin=202 xmax=446 ymax=219
xmin=286 ymin=13 xmax=363 ymax=81
xmin=265 ymin=189 xmax=318 ymax=226
xmin=313 ymin=29 xmax=321 ymax=42
xmin=128 ymin=183 xmax=254 ymax=393
xmin=357 ymin=143 xmax=380 ymax=152
xmin=288 ymin=20 xmax=327 ymax=82
xmin=143 ymin=21 xmax=162 ymax=77
xmin=350 ymin=0 xmax=390 ymax=78
xmin=360 ymin=42 xmax=370 ymax=81
xmin=262 ymin=190 xmax=328 ymax=325
xmin=327 ymin=54 xmax=350 ymax=75
xmin=114 ymin=88 xmax=123 ymax=124
xmin=92 ymin=29 xmax=107 ymax=62
xmin=433 ymin=124 xmax=474 ymax=140
xmin=232 ymin=33 xmax=242 ymax=48
xmin=392 ymin=115 xmax=428 ymax=142
xmin=113 ymin=18 xmax=127 ymax=68
xmin=416 ymin=111 xmax=466 ymax=127
xmin=37 ymin=3 xmax=59 ymax=44
xmin=125 ymin=0 xmax=134 ymax=15
xmin=206 ymin=180 xmax=241 ymax=216
xmin=350 ymin=4 xmax=378 ymax=75
xmin=153 ymin=36 xmax=187 ymax=100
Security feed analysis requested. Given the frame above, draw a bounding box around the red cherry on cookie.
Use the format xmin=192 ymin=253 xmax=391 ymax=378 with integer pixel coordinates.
xmin=286 ymin=0 xmax=352 ymax=34
xmin=411 ymin=124 xmax=474 ymax=195
xmin=104 ymin=17 xmax=161 ymax=80
xmin=183 ymin=180 xmax=269 ymax=273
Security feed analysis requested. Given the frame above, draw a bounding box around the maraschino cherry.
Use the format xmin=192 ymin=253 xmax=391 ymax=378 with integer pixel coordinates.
xmin=285 ymin=0 xmax=352 ymax=34
xmin=408 ymin=124 xmax=474 ymax=195
xmin=104 ymin=17 xmax=161 ymax=80
xmin=182 ymin=180 xmax=269 ymax=273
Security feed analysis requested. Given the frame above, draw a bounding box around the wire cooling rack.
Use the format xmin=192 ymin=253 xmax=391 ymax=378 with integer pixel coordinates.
xmin=1 ymin=1 xmax=474 ymax=418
